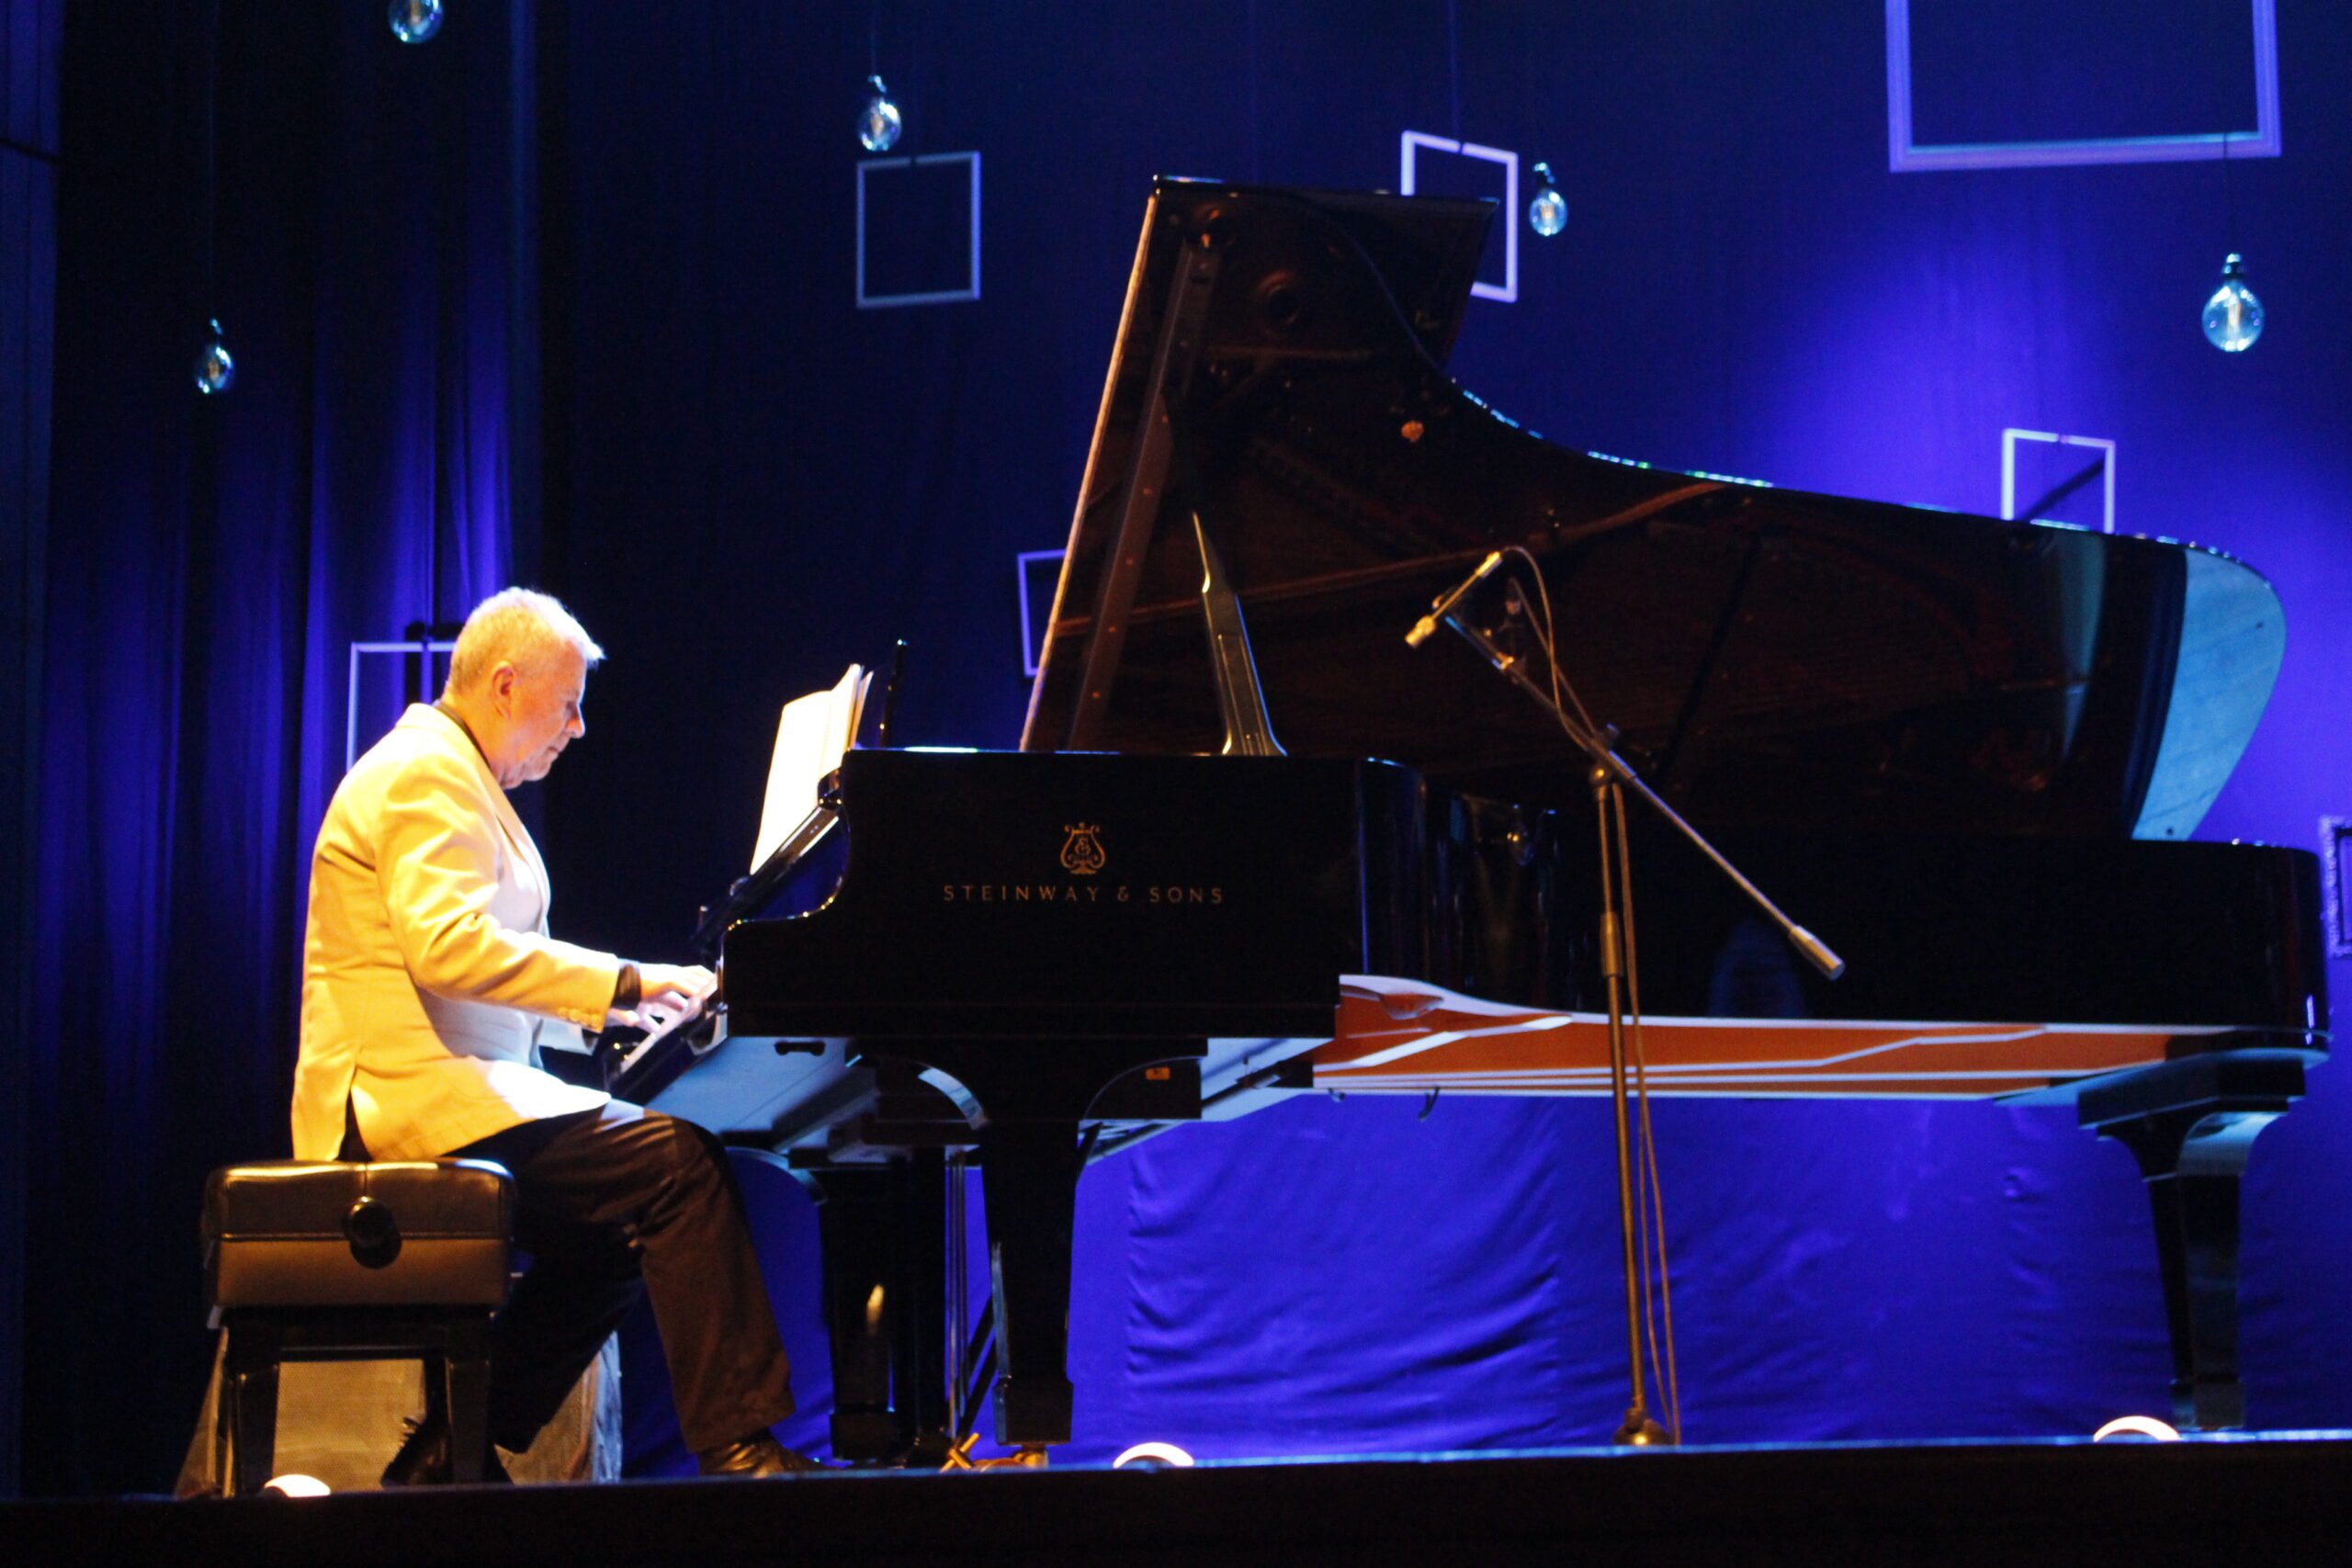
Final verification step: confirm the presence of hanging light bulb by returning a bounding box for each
[859,74,902,152]
[2201,253,2263,353]
[1528,162,1567,238]
[389,0,443,45]
[194,319,235,395]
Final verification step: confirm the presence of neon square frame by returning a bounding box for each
[2323,817,2352,960]
[1887,0,2280,171]
[1399,131,1517,302]
[346,639,456,772]
[2002,428,2116,534]
[856,152,983,309]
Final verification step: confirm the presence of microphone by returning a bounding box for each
[1787,924,1846,980]
[1405,551,1505,648]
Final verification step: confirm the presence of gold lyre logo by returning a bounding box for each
[1059,823,1106,875]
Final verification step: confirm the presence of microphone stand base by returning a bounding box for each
[1614,1409,1674,1447]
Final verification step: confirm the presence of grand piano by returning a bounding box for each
[622,180,2328,1462]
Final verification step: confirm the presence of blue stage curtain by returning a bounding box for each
[2,0,65,1500]
[25,0,530,1495]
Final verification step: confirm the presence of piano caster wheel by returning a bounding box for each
[938,1436,1049,1471]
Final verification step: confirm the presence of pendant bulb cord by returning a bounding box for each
[2219,13,2239,258]
[1445,0,1463,143]
[201,0,220,327]
[2222,127,2237,256]
[1245,0,1262,185]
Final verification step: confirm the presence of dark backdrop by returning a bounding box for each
[17,0,2352,1493]
[2,0,62,1499]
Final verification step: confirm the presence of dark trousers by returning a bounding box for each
[446,1101,797,1454]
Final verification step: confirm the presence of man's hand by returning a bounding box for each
[608,963,717,1032]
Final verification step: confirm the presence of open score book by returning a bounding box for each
[751,665,870,872]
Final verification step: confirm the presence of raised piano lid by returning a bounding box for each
[1022,179,2282,840]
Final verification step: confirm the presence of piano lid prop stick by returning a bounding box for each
[1404,551,1505,648]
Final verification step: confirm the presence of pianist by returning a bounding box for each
[291,587,808,1481]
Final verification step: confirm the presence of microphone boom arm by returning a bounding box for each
[1435,612,1845,979]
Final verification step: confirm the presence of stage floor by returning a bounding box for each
[11,1431,2352,1566]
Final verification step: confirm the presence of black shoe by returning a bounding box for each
[695,1434,821,1478]
[382,1412,514,1488]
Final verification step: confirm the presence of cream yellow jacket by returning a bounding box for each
[292,704,616,1161]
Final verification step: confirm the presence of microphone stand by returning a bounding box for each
[1430,606,1845,1447]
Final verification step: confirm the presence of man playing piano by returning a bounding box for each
[291,587,811,1481]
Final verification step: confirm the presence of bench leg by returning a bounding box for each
[444,1316,495,1483]
[220,1325,281,1497]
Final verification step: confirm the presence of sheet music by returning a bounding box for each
[752,665,869,872]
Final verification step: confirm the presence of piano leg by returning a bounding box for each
[978,1119,1083,1448]
[803,1166,900,1464]
[800,1154,951,1466]
[882,1038,1204,1453]
[893,1147,953,1467]
[2079,1052,2306,1432]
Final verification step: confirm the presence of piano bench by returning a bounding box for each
[199,1159,514,1496]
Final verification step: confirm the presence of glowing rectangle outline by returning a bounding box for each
[856,152,983,309]
[346,640,457,772]
[2001,428,2115,534]
[1887,0,2280,171]
[2323,817,2352,959]
[1398,131,1517,302]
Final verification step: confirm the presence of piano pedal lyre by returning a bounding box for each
[980,1445,1050,1470]
[941,1433,1048,1472]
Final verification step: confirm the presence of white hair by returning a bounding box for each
[443,588,605,696]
